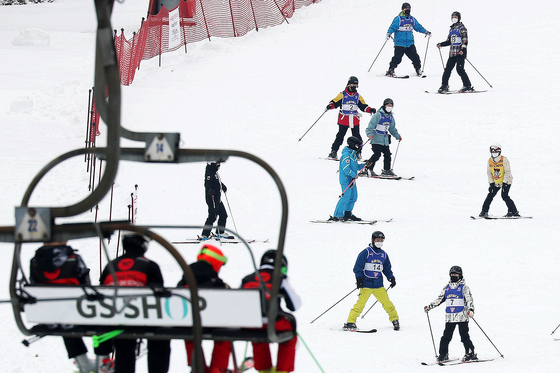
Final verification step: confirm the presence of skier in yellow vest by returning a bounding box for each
[479,143,519,218]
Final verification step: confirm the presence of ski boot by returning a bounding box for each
[97,355,115,373]
[328,216,341,222]
[458,85,474,93]
[504,211,520,218]
[415,67,423,76]
[358,169,369,178]
[343,322,358,331]
[343,211,362,221]
[392,319,400,331]
[438,85,449,94]
[478,211,488,218]
[381,169,397,177]
[385,68,395,77]
[462,351,478,362]
[328,150,337,160]
[437,353,449,363]
[74,354,96,373]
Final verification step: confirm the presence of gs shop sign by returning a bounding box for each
[24,286,263,328]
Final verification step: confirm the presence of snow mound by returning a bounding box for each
[10,96,33,113]
[11,28,50,47]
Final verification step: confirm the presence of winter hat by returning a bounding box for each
[122,234,149,254]
[197,244,227,272]
[402,2,411,10]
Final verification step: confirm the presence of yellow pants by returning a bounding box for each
[347,287,398,323]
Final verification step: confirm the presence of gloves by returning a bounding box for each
[356,277,364,289]
[424,306,430,313]
[326,102,335,110]
[436,43,441,49]
[368,107,376,114]
[467,310,474,318]
[221,184,227,193]
[398,136,402,141]
[207,189,214,196]
[425,31,431,37]
[389,277,396,288]
[386,33,391,41]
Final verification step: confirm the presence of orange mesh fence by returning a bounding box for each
[115,0,321,85]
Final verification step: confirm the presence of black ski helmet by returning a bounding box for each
[383,98,394,111]
[122,234,150,254]
[372,231,385,241]
[452,11,461,22]
[402,2,411,10]
[347,76,359,86]
[449,265,463,279]
[260,249,288,275]
[347,136,362,151]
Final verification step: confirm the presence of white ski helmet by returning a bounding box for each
[490,143,501,157]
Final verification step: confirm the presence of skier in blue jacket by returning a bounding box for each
[385,2,430,77]
[343,231,399,331]
[329,136,365,222]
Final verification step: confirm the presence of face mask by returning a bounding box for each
[403,9,410,15]
[385,106,393,113]
[451,18,458,23]
[491,151,500,158]
[450,275,460,282]
[374,241,383,248]
[348,85,357,93]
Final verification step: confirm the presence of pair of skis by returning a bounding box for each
[425,89,487,95]
[470,215,532,220]
[384,74,426,79]
[172,237,269,244]
[334,327,377,333]
[366,175,415,181]
[422,357,494,366]
[310,218,393,225]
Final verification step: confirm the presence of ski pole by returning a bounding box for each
[421,34,431,75]
[551,323,560,335]
[223,191,238,234]
[426,312,438,359]
[471,317,504,358]
[230,341,239,373]
[391,140,401,170]
[465,58,493,88]
[361,286,391,319]
[299,109,328,142]
[22,335,46,347]
[310,288,357,324]
[297,332,326,373]
[438,47,445,69]
[367,37,391,73]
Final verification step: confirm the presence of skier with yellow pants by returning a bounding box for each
[344,231,399,331]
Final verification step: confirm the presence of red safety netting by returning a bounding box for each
[114,0,321,85]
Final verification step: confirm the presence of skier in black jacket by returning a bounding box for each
[201,162,230,240]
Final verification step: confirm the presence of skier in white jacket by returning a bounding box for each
[424,266,477,363]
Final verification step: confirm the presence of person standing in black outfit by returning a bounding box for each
[437,11,473,93]
[201,162,230,240]
[98,234,171,373]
